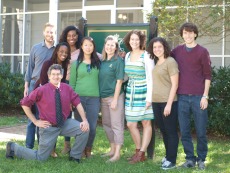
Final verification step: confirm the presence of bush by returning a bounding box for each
[208,66,230,136]
[0,63,24,108]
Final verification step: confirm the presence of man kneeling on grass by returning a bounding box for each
[6,64,89,163]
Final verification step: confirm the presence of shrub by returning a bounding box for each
[0,63,24,108]
[208,66,230,136]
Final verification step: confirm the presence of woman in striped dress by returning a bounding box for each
[123,30,154,164]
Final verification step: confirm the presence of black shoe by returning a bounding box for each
[6,142,15,159]
[69,156,81,163]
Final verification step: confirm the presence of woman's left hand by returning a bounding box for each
[164,104,172,117]
[145,101,151,110]
[110,99,118,110]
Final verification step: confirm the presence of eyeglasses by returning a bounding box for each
[86,64,91,73]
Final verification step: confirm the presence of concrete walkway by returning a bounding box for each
[0,124,27,142]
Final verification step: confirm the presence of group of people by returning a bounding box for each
[6,21,211,171]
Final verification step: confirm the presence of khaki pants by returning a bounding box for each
[101,93,125,144]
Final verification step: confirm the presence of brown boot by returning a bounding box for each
[85,147,92,158]
[51,149,58,158]
[129,151,146,164]
[127,149,140,161]
[61,141,71,155]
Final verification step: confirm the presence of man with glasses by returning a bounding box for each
[6,64,89,163]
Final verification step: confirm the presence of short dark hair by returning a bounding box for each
[47,64,63,75]
[59,25,83,49]
[123,30,146,51]
[180,22,199,40]
[147,37,171,64]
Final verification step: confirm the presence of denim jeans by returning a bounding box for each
[64,80,72,142]
[74,96,100,148]
[152,102,179,164]
[25,79,39,149]
[64,112,72,142]
[178,95,208,162]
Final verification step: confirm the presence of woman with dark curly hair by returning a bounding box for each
[58,25,83,154]
[35,42,70,91]
[59,25,83,82]
[147,37,179,170]
[38,42,71,85]
[123,30,154,164]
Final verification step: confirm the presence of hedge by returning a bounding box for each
[0,63,24,108]
[0,63,230,135]
[208,66,230,136]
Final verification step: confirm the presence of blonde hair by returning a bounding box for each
[43,22,55,31]
[102,35,119,61]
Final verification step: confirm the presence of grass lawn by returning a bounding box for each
[0,116,229,173]
[0,116,27,127]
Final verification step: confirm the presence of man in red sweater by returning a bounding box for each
[6,64,89,163]
[171,22,211,170]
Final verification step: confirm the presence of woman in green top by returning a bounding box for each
[70,37,101,158]
[99,35,125,162]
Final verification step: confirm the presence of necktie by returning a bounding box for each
[55,88,64,127]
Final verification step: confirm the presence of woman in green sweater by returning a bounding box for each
[99,35,125,162]
[70,37,101,158]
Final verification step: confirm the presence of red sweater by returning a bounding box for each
[171,44,211,95]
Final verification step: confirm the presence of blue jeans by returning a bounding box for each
[64,80,71,142]
[26,79,39,149]
[178,95,208,162]
[74,96,100,148]
[64,112,72,142]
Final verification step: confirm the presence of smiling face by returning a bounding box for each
[153,41,165,59]
[48,69,63,87]
[57,45,68,64]
[43,26,55,44]
[129,33,141,50]
[182,29,197,45]
[105,39,117,57]
[81,39,94,56]
[67,30,78,47]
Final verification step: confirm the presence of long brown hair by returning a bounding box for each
[123,30,146,51]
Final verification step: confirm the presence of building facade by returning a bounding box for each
[0,0,229,74]
[0,0,152,73]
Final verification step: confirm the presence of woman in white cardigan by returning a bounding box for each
[123,30,154,164]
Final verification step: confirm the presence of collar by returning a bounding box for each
[49,82,61,90]
[42,40,55,48]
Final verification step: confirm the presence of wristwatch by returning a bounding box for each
[202,95,209,100]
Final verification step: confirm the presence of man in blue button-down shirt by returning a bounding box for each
[23,23,56,149]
